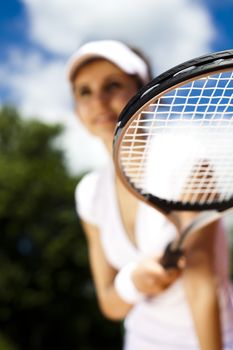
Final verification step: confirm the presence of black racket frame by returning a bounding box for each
[113,49,233,214]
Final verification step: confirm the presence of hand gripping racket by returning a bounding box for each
[113,49,233,269]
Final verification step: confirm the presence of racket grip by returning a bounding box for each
[160,242,184,269]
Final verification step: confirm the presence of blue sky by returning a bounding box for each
[0,1,28,59]
[1,0,233,172]
[209,1,233,50]
[1,1,233,58]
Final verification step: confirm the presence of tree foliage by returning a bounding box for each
[0,106,122,350]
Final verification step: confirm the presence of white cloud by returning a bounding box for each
[22,0,214,70]
[0,49,108,172]
[1,50,68,120]
[2,0,215,173]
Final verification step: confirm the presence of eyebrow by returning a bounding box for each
[73,73,127,90]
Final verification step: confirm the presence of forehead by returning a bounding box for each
[72,58,128,86]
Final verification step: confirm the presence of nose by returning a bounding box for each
[90,91,111,116]
[93,88,110,105]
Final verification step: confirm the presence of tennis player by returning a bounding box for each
[66,40,233,349]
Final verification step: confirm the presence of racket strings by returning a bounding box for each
[119,71,233,206]
[138,73,233,121]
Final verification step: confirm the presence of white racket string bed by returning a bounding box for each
[113,49,233,268]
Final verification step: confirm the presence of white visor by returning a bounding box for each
[66,40,150,84]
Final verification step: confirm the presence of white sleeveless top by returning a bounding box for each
[75,161,233,350]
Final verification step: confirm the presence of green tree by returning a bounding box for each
[0,106,122,350]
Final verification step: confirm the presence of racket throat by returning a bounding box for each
[160,242,184,269]
[160,211,214,269]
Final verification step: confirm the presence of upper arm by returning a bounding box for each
[181,220,226,350]
[75,173,117,299]
[81,220,117,304]
[182,217,229,279]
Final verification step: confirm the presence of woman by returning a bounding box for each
[66,40,233,349]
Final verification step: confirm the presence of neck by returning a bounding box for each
[103,137,113,155]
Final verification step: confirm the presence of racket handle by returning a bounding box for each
[160,242,184,269]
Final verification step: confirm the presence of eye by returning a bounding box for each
[73,84,92,102]
[77,86,91,97]
[105,81,123,92]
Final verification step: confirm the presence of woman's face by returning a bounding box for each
[72,59,139,143]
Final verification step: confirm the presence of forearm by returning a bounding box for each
[183,255,222,350]
[97,262,143,320]
[97,283,133,320]
[82,220,134,321]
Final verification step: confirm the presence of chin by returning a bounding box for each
[99,129,115,143]
[96,124,116,137]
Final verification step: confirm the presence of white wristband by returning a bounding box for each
[114,262,144,304]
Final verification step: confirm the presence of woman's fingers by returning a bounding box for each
[131,257,182,296]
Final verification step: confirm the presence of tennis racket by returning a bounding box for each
[113,49,233,269]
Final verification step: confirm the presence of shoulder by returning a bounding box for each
[75,162,114,224]
[75,169,102,200]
